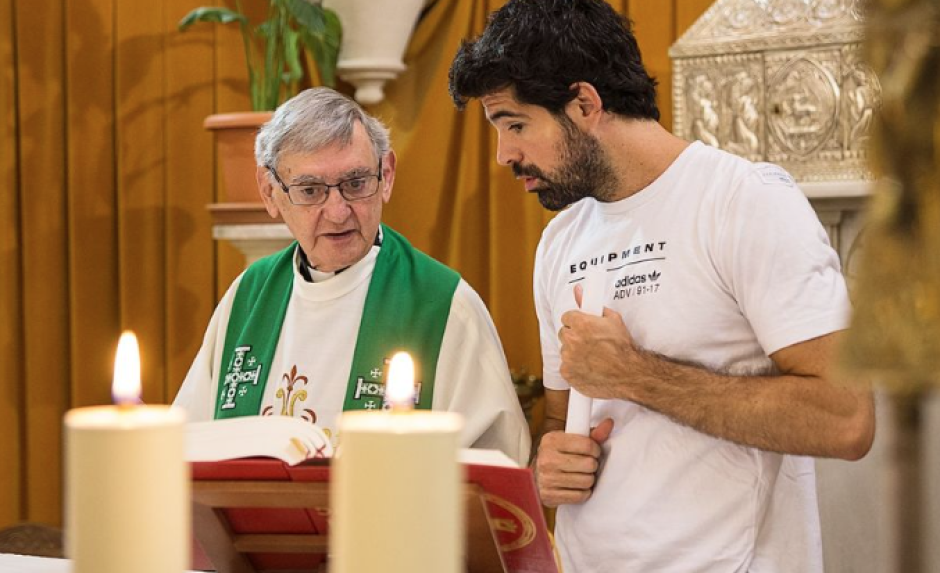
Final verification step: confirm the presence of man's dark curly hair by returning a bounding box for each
[448,0,659,121]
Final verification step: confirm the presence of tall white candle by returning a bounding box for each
[331,352,464,573]
[64,332,189,573]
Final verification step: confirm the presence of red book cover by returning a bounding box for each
[465,464,559,573]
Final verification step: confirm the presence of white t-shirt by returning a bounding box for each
[175,244,531,466]
[535,142,849,572]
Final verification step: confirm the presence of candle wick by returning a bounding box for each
[389,402,413,414]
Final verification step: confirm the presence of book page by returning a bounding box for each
[185,416,333,465]
[458,447,519,468]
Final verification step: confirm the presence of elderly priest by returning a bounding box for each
[174,87,531,465]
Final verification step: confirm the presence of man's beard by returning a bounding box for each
[512,121,617,211]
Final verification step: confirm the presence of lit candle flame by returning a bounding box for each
[385,352,415,410]
[112,331,142,406]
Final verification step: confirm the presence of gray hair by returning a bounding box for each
[254,87,391,170]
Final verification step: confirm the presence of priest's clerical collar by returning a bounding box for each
[299,229,383,283]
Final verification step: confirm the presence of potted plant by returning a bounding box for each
[179,0,342,203]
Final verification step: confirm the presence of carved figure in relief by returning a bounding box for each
[688,74,721,147]
[848,0,865,20]
[726,72,761,156]
[770,60,839,155]
[785,88,819,128]
[844,66,876,150]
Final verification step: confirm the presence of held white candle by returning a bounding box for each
[65,331,189,573]
[331,352,464,573]
[566,268,606,435]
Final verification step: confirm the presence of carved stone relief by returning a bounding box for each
[677,55,765,162]
[670,0,877,305]
[678,0,865,52]
[670,0,881,183]
[765,49,842,162]
[841,49,881,159]
[725,69,762,159]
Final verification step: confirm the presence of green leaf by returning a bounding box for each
[249,68,264,111]
[260,16,284,109]
[322,9,342,54]
[300,9,341,86]
[179,0,343,107]
[283,28,304,86]
[177,7,247,31]
[256,18,276,40]
[285,0,326,34]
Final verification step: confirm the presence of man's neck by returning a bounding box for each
[603,119,691,201]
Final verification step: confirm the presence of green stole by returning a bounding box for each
[213,225,460,418]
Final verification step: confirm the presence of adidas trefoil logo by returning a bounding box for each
[648,270,662,281]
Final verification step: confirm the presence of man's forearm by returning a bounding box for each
[603,348,873,459]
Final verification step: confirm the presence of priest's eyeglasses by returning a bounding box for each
[266,159,383,206]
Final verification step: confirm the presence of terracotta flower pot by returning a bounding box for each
[204,111,273,203]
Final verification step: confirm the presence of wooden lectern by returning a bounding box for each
[192,480,507,573]
[189,454,560,573]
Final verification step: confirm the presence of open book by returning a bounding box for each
[186,416,558,573]
[186,416,518,468]
[185,415,333,464]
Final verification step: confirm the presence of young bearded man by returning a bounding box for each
[449,1,874,571]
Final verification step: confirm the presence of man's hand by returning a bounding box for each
[559,300,644,401]
[535,418,614,507]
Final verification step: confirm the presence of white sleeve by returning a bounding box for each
[534,236,568,391]
[173,275,243,422]
[716,166,850,355]
[432,280,532,466]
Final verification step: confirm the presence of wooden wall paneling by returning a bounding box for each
[444,0,496,288]
[16,0,70,525]
[607,0,630,16]
[214,0,256,114]
[65,0,120,408]
[164,0,217,401]
[115,0,167,403]
[628,0,678,132]
[448,95,490,292]
[0,0,22,529]
[479,0,539,373]
[213,0,260,300]
[485,165,545,372]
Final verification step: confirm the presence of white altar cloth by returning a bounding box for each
[0,553,202,573]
